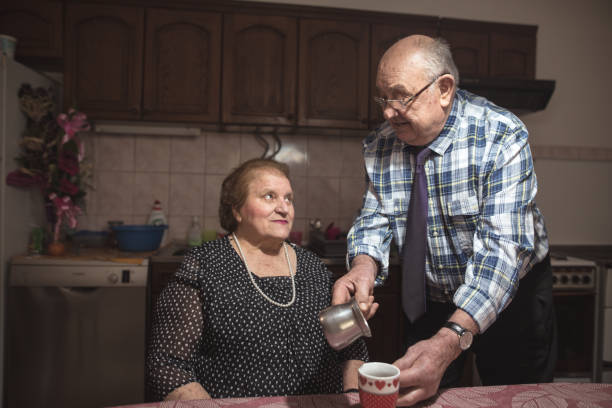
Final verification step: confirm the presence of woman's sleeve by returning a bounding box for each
[146,249,206,400]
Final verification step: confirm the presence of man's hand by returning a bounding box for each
[393,329,459,406]
[331,255,379,319]
[392,310,478,406]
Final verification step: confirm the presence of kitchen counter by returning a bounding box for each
[13,246,153,266]
[551,245,612,266]
[151,240,400,267]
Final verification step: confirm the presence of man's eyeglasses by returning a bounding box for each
[374,76,441,111]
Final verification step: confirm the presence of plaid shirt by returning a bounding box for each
[347,89,549,332]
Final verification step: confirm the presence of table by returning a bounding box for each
[109,383,612,407]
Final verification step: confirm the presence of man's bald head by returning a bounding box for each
[374,35,459,146]
[377,35,459,86]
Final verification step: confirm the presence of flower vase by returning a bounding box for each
[47,240,66,256]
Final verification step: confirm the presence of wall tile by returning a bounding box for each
[167,214,199,242]
[82,182,98,216]
[171,135,206,173]
[203,216,223,236]
[168,173,205,216]
[306,176,340,219]
[80,132,96,166]
[132,172,170,216]
[96,215,135,230]
[341,135,366,178]
[95,171,134,217]
[307,135,343,177]
[291,176,307,219]
[241,133,268,161]
[291,217,308,246]
[206,132,241,174]
[95,134,135,171]
[337,217,356,234]
[75,213,96,231]
[204,175,225,217]
[82,131,377,245]
[275,133,308,177]
[340,177,367,221]
[134,135,171,172]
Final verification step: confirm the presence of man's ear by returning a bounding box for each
[438,74,455,108]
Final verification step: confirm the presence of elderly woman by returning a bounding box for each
[147,158,368,401]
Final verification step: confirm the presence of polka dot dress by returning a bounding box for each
[147,236,368,400]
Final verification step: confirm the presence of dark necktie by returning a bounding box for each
[402,147,431,323]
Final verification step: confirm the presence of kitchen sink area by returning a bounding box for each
[152,240,192,259]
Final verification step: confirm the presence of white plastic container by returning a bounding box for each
[187,216,202,247]
[148,200,167,226]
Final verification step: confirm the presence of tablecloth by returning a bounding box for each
[109,382,612,407]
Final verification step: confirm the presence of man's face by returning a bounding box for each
[375,58,446,146]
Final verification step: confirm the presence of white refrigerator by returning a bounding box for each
[0,55,54,401]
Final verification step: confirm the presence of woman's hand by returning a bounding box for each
[165,382,211,401]
[342,359,365,391]
[331,255,379,319]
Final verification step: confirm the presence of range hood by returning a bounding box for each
[459,76,555,115]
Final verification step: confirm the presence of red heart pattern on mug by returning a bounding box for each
[375,380,386,390]
[360,376,367,385]
[393,378,399,387]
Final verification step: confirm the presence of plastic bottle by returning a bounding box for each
[148,200,167,226]
[187,216,202,247]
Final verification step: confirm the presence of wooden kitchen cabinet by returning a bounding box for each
[64,4,221,122]
[440,18,536,80]
[0,0,63,65]
[64,3,144,120]
[439,21,489,78]
[222,13,297,125]
[489,30,535,79]
[143,9,221,122]
[298,18,370,129]
[149,260,179,313]
[369,19,438,128]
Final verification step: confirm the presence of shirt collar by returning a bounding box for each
[427,90,462,157]
[378,89,464,157]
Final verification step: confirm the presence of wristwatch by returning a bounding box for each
[443,321,473,351]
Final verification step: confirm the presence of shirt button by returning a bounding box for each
[444,290,450,295]
[432,231,438,237]
[438,264,444,269]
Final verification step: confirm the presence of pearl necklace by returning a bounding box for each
[232,233,296,307]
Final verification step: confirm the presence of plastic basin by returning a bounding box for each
[111,224,167,252]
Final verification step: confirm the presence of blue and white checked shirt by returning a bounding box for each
[347,89,549,332]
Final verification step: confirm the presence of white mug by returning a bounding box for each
[358,362,400,408]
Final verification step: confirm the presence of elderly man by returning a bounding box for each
[332,35,556,406]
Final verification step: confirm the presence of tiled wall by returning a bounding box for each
[77,128,368,244]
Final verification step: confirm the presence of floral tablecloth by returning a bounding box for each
[109,383,612,408]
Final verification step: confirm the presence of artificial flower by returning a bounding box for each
[6,84,91,243]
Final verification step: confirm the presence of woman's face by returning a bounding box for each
[233,169,294,243]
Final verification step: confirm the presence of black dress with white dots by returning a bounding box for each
[147,236,368,400]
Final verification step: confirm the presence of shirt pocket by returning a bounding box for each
[380,198,408,241]
[445,193,480,255]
